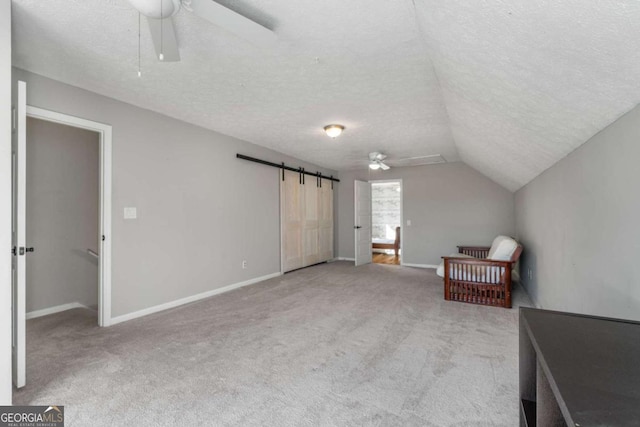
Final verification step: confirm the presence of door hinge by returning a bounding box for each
[11,246,16,256]
[12,107,16,132]
[102,235,105,241]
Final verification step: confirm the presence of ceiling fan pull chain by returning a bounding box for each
[159,0,163,60]
[137,12,142,77]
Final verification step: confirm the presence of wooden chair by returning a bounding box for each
[372,226,401,257]
[441,241,522,308]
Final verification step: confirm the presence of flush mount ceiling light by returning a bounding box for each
[324,124,345,138]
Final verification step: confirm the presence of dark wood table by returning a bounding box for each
[520,308,640,426]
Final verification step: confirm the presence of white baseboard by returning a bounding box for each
[110,271,282,326]
[330,257,355,262]
[26,302,90,320]
[401,263,438,269]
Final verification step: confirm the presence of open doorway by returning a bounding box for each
[11,83,113,389]
[11,81,112,389]
[24,117,101,321]
[20,105,112,332]
[371,180,402,265]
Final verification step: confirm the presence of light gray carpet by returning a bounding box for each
[14,262,531,426]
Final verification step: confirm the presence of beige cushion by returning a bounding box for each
[487,235,518,261]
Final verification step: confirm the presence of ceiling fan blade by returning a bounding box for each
[379,162,391,171]
[147,16,180,62]
[386,154,446,167]
[188,0,277,48]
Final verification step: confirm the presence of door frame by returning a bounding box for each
[25,106,113,327]
[369,179,404,265]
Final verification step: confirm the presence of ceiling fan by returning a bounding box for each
[127,0,277,62]
[369,152,390,170]
[368,152,447,170]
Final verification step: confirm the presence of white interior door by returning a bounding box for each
[11,80,27,388]
[354,180,372,266]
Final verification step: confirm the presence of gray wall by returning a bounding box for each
[337,162,515,265]
[14,68,336,319]
[515,104,640,321]
[26,118,99,312]
[0,0,13,405]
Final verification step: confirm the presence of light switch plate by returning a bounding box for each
[406,219,412,226]
[124,207,137,220]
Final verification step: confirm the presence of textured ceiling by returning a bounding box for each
[11,0,640,190]
[11,0,459,173]
[412,0,640,190]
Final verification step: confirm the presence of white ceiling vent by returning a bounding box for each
[388,154,446,168]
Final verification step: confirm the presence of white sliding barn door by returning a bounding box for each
[302,177,320,266]
[281,171,334,273]
[11,81,27,388]
[281,170,304,272]
[318,179,333,262]
[354,180,372,266]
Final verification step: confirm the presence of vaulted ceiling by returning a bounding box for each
[11,0,640,191]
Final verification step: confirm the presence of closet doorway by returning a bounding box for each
[371,180,402,265]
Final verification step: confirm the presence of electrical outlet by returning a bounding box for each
[242,260,247,269]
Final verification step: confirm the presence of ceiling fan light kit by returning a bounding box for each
[324,124,345,138]
[128,0,181,19]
